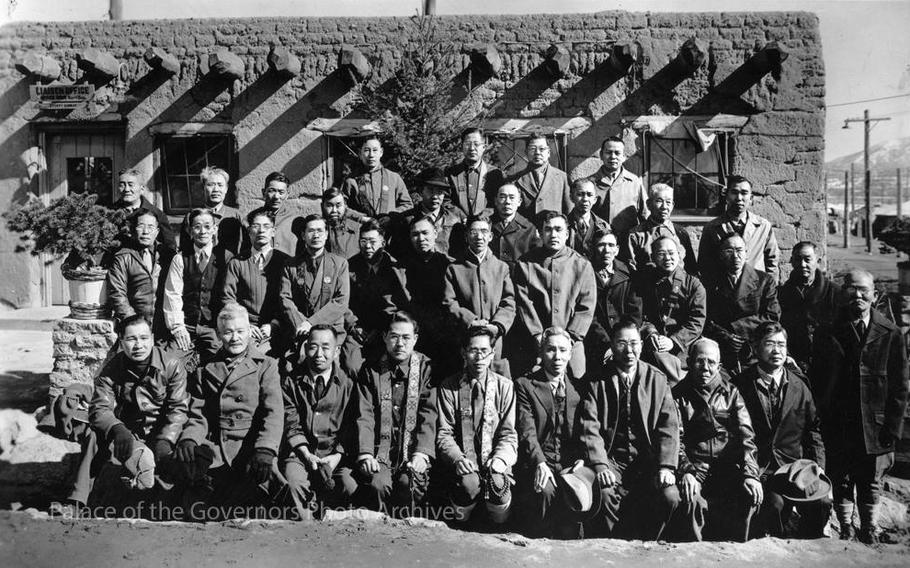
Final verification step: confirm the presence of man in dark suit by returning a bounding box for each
[220,207,287,353]
[637,236,706,385]
[811,270,910,543]
[107,210,174,338]
[390,167,466,260]
[510,134,572,219]
[112,168,177,251]
[178,166,245,255]
[578,318,680,540]
[704,235,780,373]
[322,186,362,260]
[621,182,697,275]
[515,327,590,538]
[778,241,841,370]
[672,338,761,541]
[176,304,283,520]
[353,312,438,516]
[584,227,641,367]
[735,321,830,539]
[566,179,611,258]
[445,127,504,217]
[489,183,539,271]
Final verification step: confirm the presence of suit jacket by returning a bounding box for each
[705,264,780,346]
[579,361,679,473]
[282,361,356,459]
[445,160,504,216]
[114,196,178,252]
[637,266,707,356]
[513,246,597,342]
[180,347,283,469]
[342,166,413,221]
[179,204,246,256]
[90,346,189,445]
[582,167,648,240]
[698,212,780,286]
[326,214,362,260]
[566,208,611,258]
[585,260,642,356]
[390,205,466,260]
[810,310,910,456]
[673,371,759,482]
[734,365,825,474]
[621,217,698,276]
[510,164,572,219]
[778,270,841,366]
[436,371,518,468]
[349,250,406,334]
[355,353,437,463]
[442,251,516,336]
[107,243,174,336]
[489,212,540,270]
[515,369,586,469]
[220,249,287,331]
[279,251,350,343]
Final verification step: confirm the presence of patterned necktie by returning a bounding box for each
[256,252,265,270]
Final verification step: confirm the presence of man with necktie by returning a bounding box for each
[566,179,611,258]
[445,127,504,217]
[509,134,572,219]
[178,166,245,255]
[621,183,697,275]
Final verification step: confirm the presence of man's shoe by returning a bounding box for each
[839,523,855,541]
[858,526,880,545]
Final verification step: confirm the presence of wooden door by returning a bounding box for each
[43,131,125,305]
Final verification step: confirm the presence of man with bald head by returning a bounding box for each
[704,234,780,373]
[671,338,761,541]
[811,270,909,543]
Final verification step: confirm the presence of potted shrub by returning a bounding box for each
[4,192,126,319]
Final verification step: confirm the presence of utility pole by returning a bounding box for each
[843,109,891,253]
[844,170,850,247]
[898,168,903,218]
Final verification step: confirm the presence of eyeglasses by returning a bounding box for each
[466,348,493,358]
[613,340,642,349]
[468,228,491,236]
[761,341,788,349]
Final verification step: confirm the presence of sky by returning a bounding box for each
[3,0,909,161]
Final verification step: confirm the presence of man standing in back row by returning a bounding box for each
[582,136,648,241]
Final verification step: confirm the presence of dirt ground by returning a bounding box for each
[0,509,907,568]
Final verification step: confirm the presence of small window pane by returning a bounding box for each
[645,131,728,216]
[156,135,236,215]
[67,156,113,206]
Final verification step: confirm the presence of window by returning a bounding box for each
[67,156,114,206]
[325,135,400,188]
[155,134,237,215]
[643,131,732,217]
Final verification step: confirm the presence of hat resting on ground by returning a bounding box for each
[772,459,831,502]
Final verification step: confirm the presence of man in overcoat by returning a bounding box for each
[621,182,697,275]
[445,127,504,217]
[509,134,572,219]
[488,183,540,271]
[322,186,362,260]
[566,179,611,258]
[580,136,648,240]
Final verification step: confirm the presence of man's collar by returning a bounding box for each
[468,248,488,263]
[194,242,214,257]
[757,365,785,386]
[254,244,273,258]
[464,159,483,173]
[207,202,224,214]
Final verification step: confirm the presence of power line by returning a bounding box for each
[827,93,910,108]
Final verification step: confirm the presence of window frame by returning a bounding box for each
[153,130,238,216]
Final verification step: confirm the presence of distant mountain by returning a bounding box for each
[826,137,910,173]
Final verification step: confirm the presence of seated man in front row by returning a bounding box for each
[515,327,590,538]
[671,338,762,542]
[578,318,680,540]
[279,324,358,518]
[176,304,283,520]
[70,314,188,510]
[437,328,518,525]
[734,321,831,539]
[354,311,438,516]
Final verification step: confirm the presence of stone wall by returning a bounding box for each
[0,11,825,308]
[50,318,116,397]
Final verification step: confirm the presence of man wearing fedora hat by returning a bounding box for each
[734,321,830,539]
[389,166,466,261]
[514,327,592,538]
[810,269,909,543]
[578,317,681,540]
[671,338,761,542]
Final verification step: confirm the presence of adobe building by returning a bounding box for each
[0,11,825,309]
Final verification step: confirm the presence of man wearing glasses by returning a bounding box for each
[510,134,572,219]
[445,128,505,217]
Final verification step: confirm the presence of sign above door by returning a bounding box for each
[29,84,96,110]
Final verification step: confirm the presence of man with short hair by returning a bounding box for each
[112,168,177,250]
[489,183,540,271]
[177,304,283,520]
[342,136,413,223]
[322,186,361,259]
[566,179,611,258]
[107,210,174,338]
[354,312,438,515]
[445,127,505,217]
[220,207,287,352]
[811,270,910,543]
[671,338,761,542]
[637,236,707,385]
[698,175,780,286]
[179,167,245,255]
[578,319,680,540]
[621,183,697,275]
[777,241,841,369]
[582,136,648,240]
[513,211,596,378]
[261,171,298,256]
[515,327,590,538]
[437,327,518,525]
[443,215,516,373]
[735,322,831,539]
[510,134,572,219]
[704,234,780,373]
[392,167,466,260]
[279,324,359,516]
[69,315,188,508]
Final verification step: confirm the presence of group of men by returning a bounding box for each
[61,129,908,545]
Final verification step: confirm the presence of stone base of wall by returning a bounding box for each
[50,318,116,399]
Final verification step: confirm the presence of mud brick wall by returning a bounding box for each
[0,11,824,308]
[50,319,116,396]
